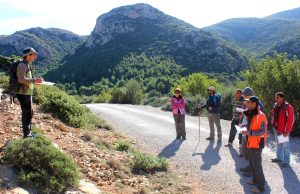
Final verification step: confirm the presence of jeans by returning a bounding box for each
[173,114,186,138]
[208,113,222,139]
[16,94,33,138]
[228,119,242,144]
[274,128,290,164]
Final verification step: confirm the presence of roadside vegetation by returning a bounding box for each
[2,130,80,193]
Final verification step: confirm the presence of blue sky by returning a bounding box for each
[1,0,300,35]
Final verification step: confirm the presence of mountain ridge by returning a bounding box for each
[44,3,248,85]
[204,7,300,56]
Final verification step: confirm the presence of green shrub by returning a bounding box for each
[3,137,80,193]
[111,79,144,105]
[144,96,169,108]
[115,140,131,152]
[132,152,168,172]
[0,74,9,90]
[93,91,112,103]
[34,86,105,130]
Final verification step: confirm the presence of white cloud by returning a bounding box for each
[0,0,300,35]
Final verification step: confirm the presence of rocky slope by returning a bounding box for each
[0,95,200,194]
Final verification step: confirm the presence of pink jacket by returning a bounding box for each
[171,96,186,115]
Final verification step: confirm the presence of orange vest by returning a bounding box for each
[247,111,268,149]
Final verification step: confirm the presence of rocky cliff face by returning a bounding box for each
[45,3,248,85]
[86,3,162,47]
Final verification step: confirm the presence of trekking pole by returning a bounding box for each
[193,108,201,154]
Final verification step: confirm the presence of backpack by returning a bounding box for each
[213,93,222,106]
[8,60,22,94]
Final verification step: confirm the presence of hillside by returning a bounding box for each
[44,3,248,86]
[266,36,300,58]
[265,7,300,20]
[0,28,86,75]
[204,7,300,56]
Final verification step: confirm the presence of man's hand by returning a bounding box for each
[34,77,43,84]
[242,131,250,136]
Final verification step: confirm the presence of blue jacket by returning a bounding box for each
[204,93,221,113]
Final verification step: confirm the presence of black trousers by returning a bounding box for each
[228,119,242,144]
[16,94,33,138]
[248,148,265,192]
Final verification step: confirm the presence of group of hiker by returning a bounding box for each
[7,47,296,193]
[171,86,295,193]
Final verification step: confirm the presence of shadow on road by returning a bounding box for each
[194,141,221,171]
[228,147,271,194]
[158,139,183,158]
[278,163,300,193]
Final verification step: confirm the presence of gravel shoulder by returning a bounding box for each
[87,103,300,194]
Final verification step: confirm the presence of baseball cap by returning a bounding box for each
[22,47,37,57]
[244,96,259,104]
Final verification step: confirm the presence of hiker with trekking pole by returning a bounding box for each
[9,47,43,138]
[199,86,223,143]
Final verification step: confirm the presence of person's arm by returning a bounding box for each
[247,121,266,136]
[270,106,275,126]
[284,105,295,135]
[17,63,34,85]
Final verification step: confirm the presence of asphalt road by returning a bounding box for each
[87,103,300,194]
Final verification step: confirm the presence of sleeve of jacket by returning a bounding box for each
[285,105,295,133]
[180,97,185,109]
[270,106,275,126]
[171,98,176,111]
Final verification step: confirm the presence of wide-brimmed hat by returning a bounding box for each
[174,88,181,93]
[208,86,216,92]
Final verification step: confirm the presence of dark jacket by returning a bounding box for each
[203,93,221,113]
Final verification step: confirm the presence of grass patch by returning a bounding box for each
[132,152,168,173]
[115,140,131,152]
[92,138,111,150]
[2,135,80,193]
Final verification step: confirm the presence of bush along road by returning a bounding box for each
[87,103,300,194]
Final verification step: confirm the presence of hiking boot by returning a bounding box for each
[243,171,254,177]
[247,179,256,185]
[224,143,232,147]
[176,136,181,140]
[240,166,251,172]
[206,137,214,141]
[271,158,282,163]
[182,137,187,140]
[26,131,36,138]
